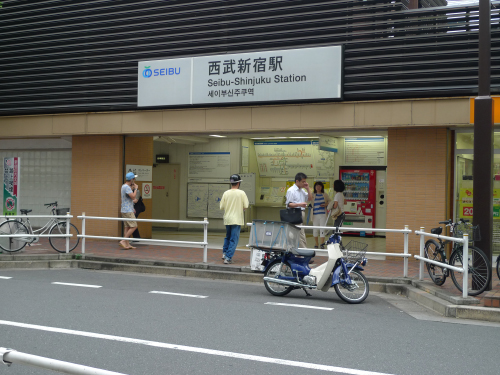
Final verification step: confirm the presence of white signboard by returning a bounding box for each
[126,164,152,182]
[254,141,315,178]
[142,183,152,199]
[313,141,335,178]
[344,138,386,166]
[138,46,342,107]
[319,135,338,152]
[187,184,209,218]
[188,152,230,178]
[208,184,227,219]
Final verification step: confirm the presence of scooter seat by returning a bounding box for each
[294,249,316,257]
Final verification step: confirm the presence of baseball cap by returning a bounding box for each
[126,172,138,181]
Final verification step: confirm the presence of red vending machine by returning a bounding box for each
[339,169,377,235]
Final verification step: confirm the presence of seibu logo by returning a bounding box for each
[143,66,181,78]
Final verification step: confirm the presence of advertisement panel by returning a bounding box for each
[3,157,20,216]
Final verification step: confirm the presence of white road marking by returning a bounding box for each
[149,291,208,298]
[51,282,102,288]
[265,302,334,311]
[0,320,393,375]
[0,276,12,279]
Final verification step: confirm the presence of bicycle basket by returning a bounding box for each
[56,208,70,215]
[342,240,368,263]
[453,223,481,242]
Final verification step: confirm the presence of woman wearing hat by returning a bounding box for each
[120,171,139,249]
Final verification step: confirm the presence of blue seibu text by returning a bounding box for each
[207,74,306,87]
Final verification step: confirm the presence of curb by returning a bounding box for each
[1,256,500,323]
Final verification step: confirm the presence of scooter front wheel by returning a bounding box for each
[334,269,369,304]
[264,261,294,296]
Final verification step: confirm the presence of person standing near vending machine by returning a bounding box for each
[285,172,312,249]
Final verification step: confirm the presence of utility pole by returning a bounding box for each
[473,0,494,291]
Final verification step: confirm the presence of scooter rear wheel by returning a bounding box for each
[334,269,369,304]
[264,261,294,296]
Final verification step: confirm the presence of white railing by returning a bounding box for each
[0,347,126,375]
[0,213,74,253]
[246,222,412,277]
[77,213,210,262]
[414,227,469,298]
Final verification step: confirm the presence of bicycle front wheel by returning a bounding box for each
[424,239,446,286]
[49,222,80,253]
[449,246,491,296]
[496,257,500,281]
[0,220,31,252]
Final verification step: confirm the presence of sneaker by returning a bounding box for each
[222,253,226,260]
[320,244,325,249]
[224,259,233,264]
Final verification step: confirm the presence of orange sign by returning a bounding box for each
[469,97,500,124]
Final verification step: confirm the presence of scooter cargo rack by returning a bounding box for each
[249,220,300,253]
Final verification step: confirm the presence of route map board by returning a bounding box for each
[207,184,227,219]
[344,138,386,166]
[188,152,230,178]
[187,183,208,218]
[254,141,335,178]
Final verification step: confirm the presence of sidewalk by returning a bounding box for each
[1,238,499,308]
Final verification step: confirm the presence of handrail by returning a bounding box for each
[415,227,468,298]
[77,213,210,263]
[247,222,412,277]
[0,347,127,375]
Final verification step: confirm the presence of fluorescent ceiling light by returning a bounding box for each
[209,135,226,138]
[289,136,319,139]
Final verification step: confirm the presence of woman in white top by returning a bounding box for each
[328,180,346,227]
[311,181,331,249]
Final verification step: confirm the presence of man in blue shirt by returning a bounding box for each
[120,172,138,249]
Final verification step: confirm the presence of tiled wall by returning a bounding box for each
[0,150,72,228]
[71,135,123,237]
[386,128,448,255]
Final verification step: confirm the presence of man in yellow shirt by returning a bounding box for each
[220,174,249,264]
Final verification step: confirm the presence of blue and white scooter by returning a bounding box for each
[261,230,369,304]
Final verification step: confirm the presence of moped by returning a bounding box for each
[260,230,369,304]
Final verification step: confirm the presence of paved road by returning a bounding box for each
[0,269,499,375]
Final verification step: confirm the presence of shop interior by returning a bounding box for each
[149,131,388,255]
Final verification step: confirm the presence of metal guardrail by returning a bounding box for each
[414,227,468,298]
[0,347,127,374]
[77,213,210,262]
[0,213,74,253]
[247,222,412,277]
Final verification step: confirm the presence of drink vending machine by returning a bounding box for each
[339,169,377,235]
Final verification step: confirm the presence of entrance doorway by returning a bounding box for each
[152,164,180,228]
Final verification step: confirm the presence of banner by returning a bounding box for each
[3,157,20,216]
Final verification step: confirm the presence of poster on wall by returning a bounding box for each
[319,135,339,152]
[344,138,386,166]
[188,152,230,178]
[187,184,209,218]
[208,184,227,219]
[459,188,500,219]
[3,157,20,216]
[313,141,335,178]
[254,141,315,178]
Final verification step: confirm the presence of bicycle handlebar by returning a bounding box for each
[44,202,58,207]
[438,218,469,226]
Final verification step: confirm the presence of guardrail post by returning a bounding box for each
[419,227,425,281]
[404,225,409,278]
[66,212,71,253]
[463,234,468,298]
[81,212,86,254]
[203,217,208,263]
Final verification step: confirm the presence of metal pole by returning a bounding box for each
[473,0,493,291]
[66,212,71,253]
[463,234,469,298]
[0,348,127,375]
[404,225,409,278]
[203,217,208,263]
[419,227,425,281]
[82,212,86,254]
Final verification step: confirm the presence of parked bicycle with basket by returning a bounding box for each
[250,219,369,304]
[0,202,79,253]
[424,218,491,296]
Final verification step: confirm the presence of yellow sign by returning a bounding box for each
[459,188,500,219]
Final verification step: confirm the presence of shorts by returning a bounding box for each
[313,213,328,237]
[121,212,137,227]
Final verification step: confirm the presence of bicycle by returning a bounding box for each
[0,202,80,253]
[424,218,491,296]
[496,253,500,281]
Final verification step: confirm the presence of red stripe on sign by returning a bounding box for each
[153,186,165,189]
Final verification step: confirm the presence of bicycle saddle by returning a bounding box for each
[431,227,442,235]
[294,248,316,257]
[20,209,32,215]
